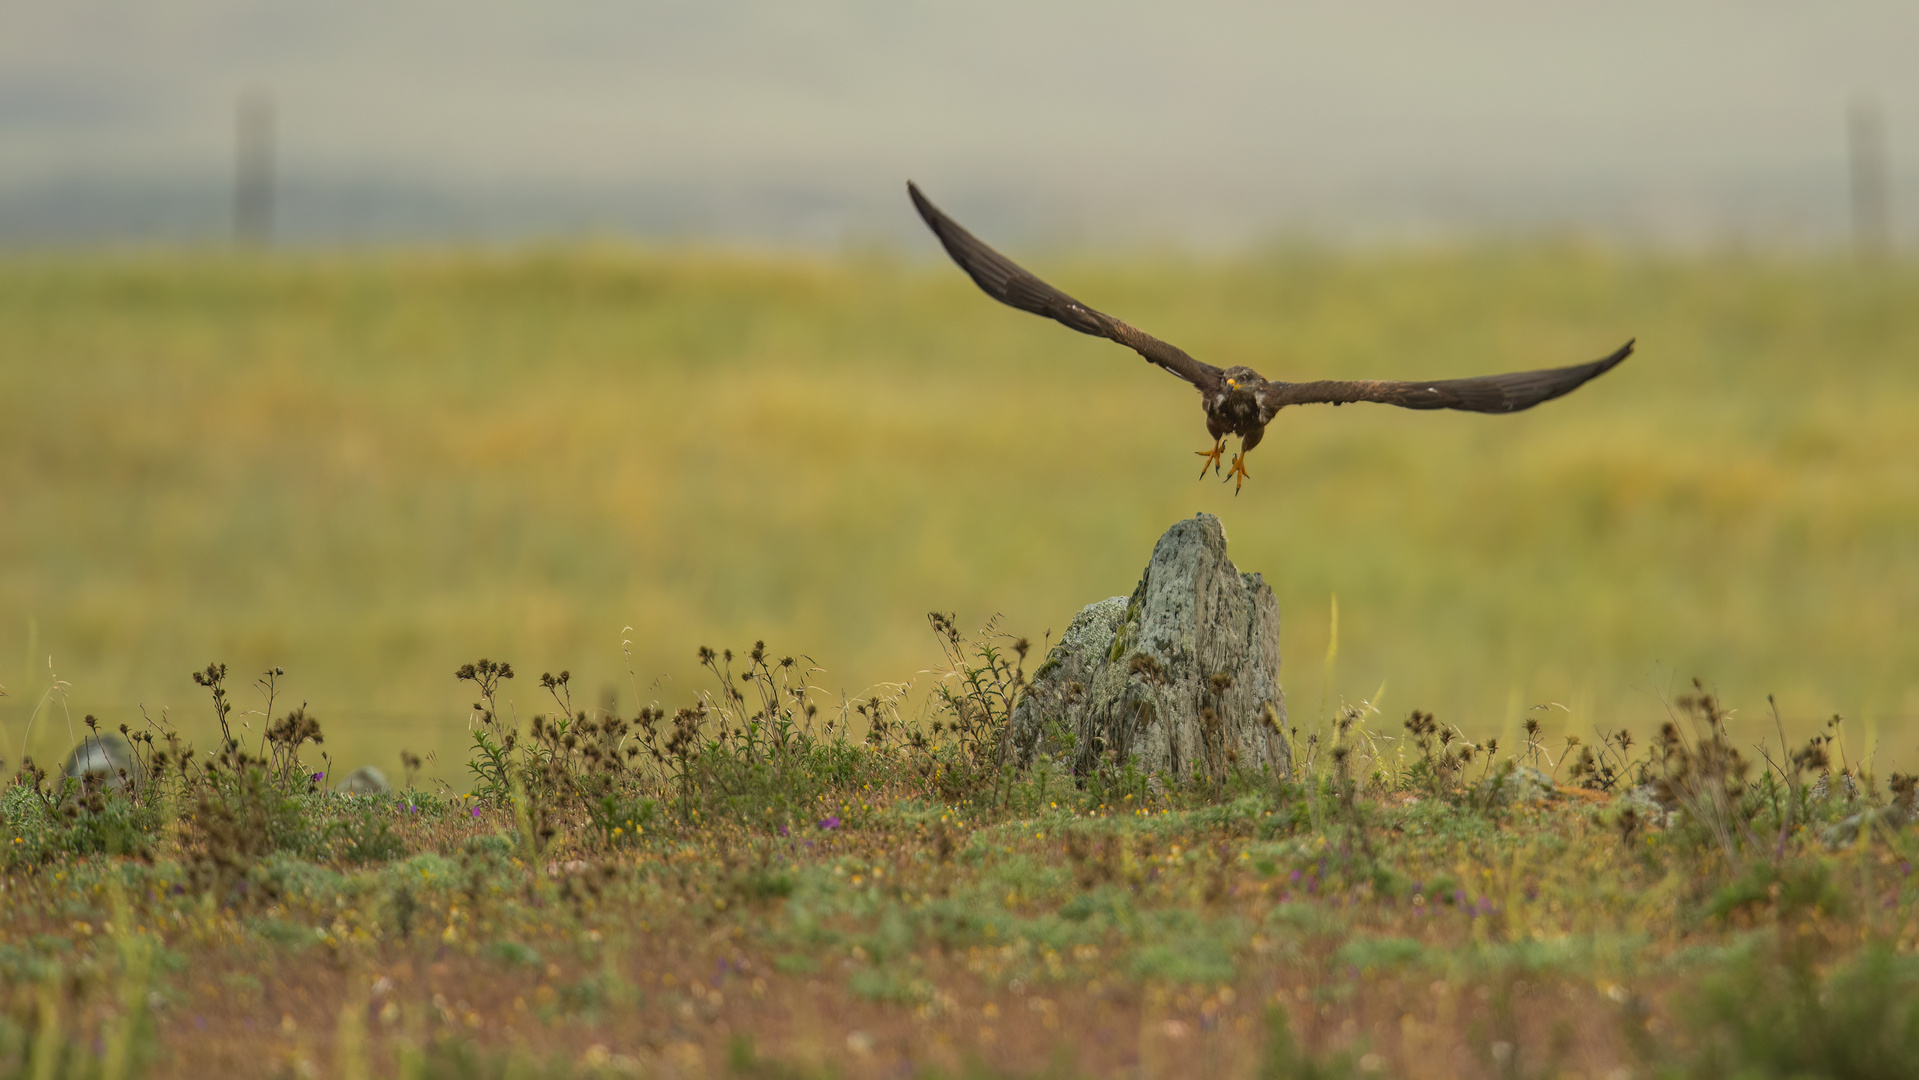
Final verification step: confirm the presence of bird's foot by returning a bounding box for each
[1195,439,1226,478]
[1225,453,1250,494]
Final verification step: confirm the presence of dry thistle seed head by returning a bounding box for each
[1127,653,1166,685]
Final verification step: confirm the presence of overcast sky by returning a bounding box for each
[2,1,1914,246]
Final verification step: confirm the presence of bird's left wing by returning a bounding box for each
[1260,340,1634,413]
[909,182,1224,394]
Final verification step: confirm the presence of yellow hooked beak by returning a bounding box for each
[1227,378,1238,389]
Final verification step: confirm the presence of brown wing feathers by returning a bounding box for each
[908,182,1105,337]
[908,182,1222,392]
[1266,340,1634,413]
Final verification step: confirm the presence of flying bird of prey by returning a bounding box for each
[908,182,1633,493]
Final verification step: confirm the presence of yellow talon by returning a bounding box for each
[1225,453,1250,494]
[1195,439,1226,478]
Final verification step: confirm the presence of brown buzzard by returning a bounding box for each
[909,182,1633,492]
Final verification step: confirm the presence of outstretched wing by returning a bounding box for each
[909,181,1223,394]
[1261,340,1633,413]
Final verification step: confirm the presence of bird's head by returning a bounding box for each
[1221,366,1262,394]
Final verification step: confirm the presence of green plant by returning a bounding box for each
[326,802,408,865]
[927,613,1031,803]
[1680,943,1919,1079]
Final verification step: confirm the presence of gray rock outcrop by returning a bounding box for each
[336,765,392,795]
[63,733,143,791]
[1821,804,1910,848]
[1615,783,1678,828]
[1820,782,1919,848]
[1477,765,1558,806]
[1009,513,1290,782]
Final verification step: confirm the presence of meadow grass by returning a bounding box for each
[3,645,1919,1079]
[0,243,1915,784]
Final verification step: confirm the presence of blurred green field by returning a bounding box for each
[1,243,1915,785]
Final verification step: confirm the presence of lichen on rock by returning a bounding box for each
[1009,513,1290,782]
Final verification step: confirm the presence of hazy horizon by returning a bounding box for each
[2,1,1914,248]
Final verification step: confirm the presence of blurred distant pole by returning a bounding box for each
[1848,98,1890,260]
[235,89,275,247]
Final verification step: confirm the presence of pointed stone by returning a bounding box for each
[1010,513,1290,781]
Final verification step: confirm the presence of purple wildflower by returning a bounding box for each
[818,816,841,830]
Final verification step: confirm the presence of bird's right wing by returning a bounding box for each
[909,181,1224,394]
